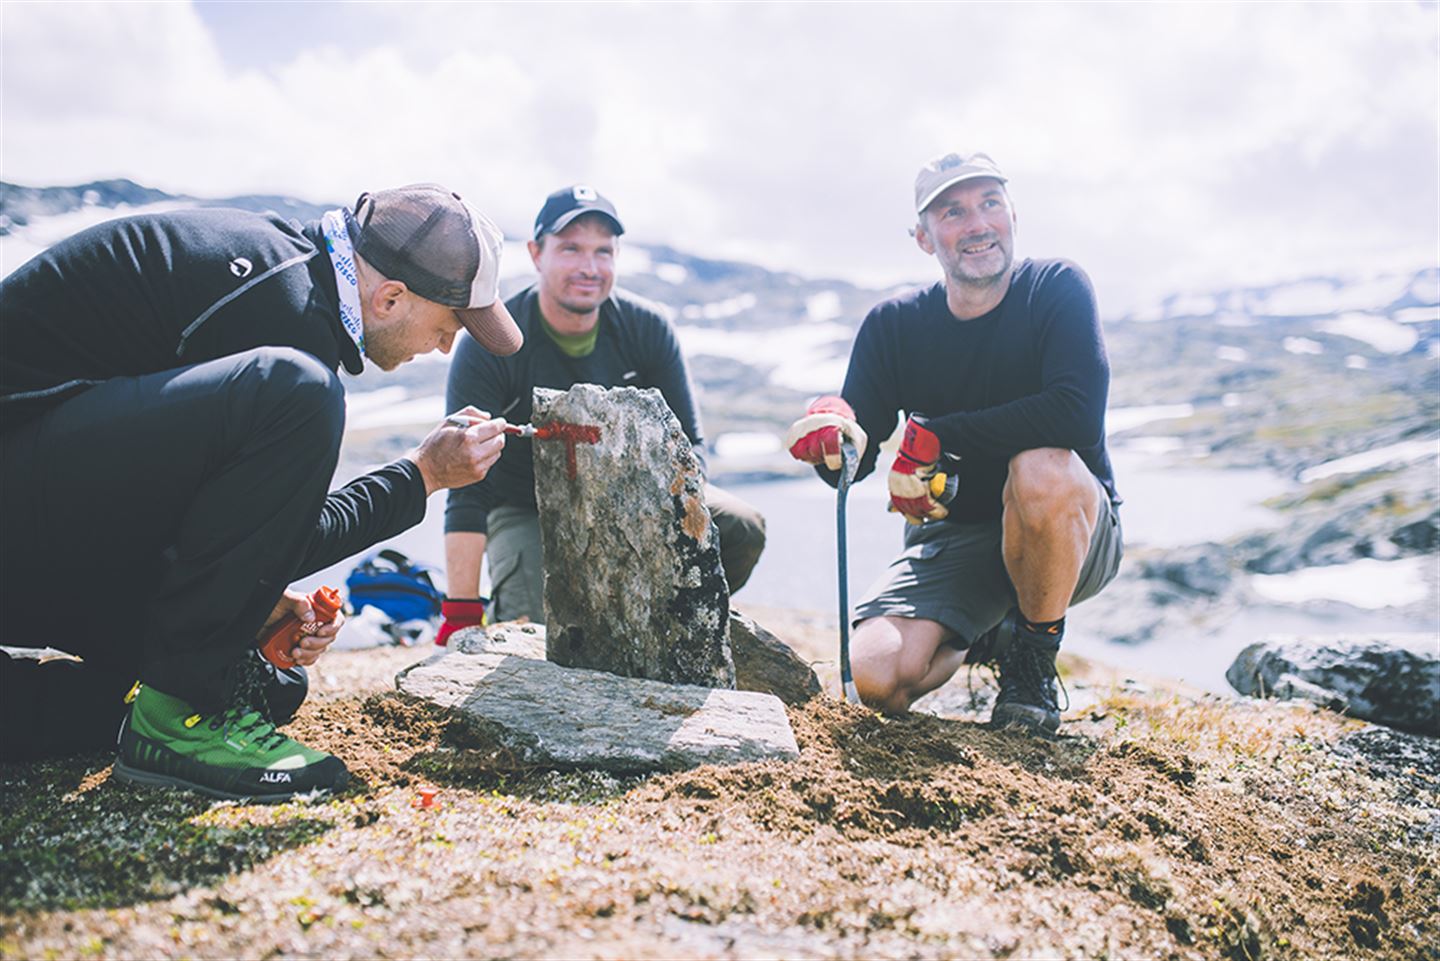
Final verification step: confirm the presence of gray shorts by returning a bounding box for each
[852,477,1123,646]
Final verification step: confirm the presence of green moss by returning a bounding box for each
[0,766,337,912]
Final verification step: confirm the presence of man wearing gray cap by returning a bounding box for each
[785,153,1122,734]
[0,184,522,797]
[440,185,767,639]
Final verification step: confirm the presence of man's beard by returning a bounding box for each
[362,325,407,370]
[946,241,1011,288]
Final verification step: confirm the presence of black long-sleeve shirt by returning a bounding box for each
[834,258,1118,522]
[445,284,704,535]
[0,208,427,568]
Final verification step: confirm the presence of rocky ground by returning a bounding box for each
[2,607,1436,960]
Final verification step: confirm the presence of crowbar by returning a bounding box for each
[837,439,860,703]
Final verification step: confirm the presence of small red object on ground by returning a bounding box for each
[414,786,438,809]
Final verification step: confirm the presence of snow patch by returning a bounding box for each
[346,386,409,416]
[1117,436,1186,455]
[1262,274,1414,317]
[621,246,653,272]
[499,240,534,280]
[652,262,689,284]
[805,290,842,323]
[771,356,850,394]
[1167,293,1217,317]
[1283,336,1323,355]
[1261,280,1336,317]
[1,201,188,279]
[1250,557,1430,609]
[681,293,758,321]
[674,321,852,392]
[1316,312,1418,354]
[713,432,782,459]
[1298,438,1440,484]
[1106,404,1194,433]
[347,393,446,432]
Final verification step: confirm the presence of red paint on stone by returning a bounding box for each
[536,421,602,479]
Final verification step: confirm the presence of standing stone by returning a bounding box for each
[532,385,734,688]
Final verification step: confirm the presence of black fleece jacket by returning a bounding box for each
[0,207,426,572]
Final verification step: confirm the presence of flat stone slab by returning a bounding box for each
[450,622,547,659]
[450,616,820,706]
[395,651,799,773]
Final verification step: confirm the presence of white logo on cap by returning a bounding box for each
[229,257,253,279]
[573,185,598,201]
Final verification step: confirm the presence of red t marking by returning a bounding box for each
[535,421,602,479]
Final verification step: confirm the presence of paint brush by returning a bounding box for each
[444,413,551,439]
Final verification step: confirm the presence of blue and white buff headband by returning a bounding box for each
[321,208,366,354]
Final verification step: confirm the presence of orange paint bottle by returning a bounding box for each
[258,586,343,669]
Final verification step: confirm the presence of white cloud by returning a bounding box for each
[2,1,1436,311]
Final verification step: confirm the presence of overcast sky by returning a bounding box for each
[2,1,1436,312]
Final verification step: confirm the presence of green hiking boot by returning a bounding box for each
[114,685,347,802]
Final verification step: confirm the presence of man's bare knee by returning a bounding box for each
[1005,448,1096,522]
[850,619,906,711]
[849,616,948,714]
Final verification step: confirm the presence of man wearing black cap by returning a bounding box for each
[785,153,1123,734]
[439,185,767,639]
[0,184,524,798]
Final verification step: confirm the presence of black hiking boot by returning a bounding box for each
[963,617,1008,666]
[990,611,1064,735]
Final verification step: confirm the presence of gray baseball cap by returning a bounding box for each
[349,183,522,356]
[914,152,1008,215]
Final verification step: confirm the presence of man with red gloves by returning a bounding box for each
[785,152,1123,734]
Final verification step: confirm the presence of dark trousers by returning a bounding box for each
[0,348,343,759]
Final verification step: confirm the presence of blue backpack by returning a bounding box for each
[345,549,443,623]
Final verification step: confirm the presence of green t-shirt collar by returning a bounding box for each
[536,304,601,358]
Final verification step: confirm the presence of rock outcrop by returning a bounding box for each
[532,385,734,688]
[395,650,797,773]
[729,611,821,705]
[1226,633,1439,735]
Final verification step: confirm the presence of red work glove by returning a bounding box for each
[435,597,487,646]
[887,416,952,524]
[784,395,869,470]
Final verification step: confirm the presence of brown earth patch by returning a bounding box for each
[2,625,1436,959]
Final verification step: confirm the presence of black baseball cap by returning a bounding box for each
[349,183,523,356]
[532,185,625,241]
